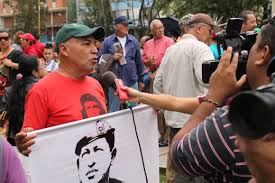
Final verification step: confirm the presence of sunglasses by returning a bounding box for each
[0,36,9,41]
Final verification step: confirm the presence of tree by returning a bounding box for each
[68,0,77,23]
[138,0,159,35]
[82,0,113,35]
[153,0,270,24]
[7,0,47,33]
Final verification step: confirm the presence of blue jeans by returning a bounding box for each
[108,82,138,112]
[143,72,151,88]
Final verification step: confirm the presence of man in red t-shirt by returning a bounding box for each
[15,24,106,156]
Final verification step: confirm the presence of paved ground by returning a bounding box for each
[159,146,168,168]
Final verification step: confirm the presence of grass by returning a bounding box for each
[160,168,166,183]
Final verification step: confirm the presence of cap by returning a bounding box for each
[178,14,193,29]
[188,13,216,28]
[113,16,129,25]
[229,91,275,139]
[75,120,115,156]
[19,33,35,42]
[55,23,105,52]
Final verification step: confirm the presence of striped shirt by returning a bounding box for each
[171,106,252,182]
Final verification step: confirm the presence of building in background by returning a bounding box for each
[0,0,155,40]
[0,0,68,42]
[46,0,68,41]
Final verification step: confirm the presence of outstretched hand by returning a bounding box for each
[207,47,247,104]
[120,86,141,103]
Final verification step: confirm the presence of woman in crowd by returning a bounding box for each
[0,29,24,86]
[5,55,46,145]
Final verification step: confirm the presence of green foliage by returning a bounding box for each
[12,0,48,33]
[82,0,113,35]
[68,0,77,23]
[154,0,270,23]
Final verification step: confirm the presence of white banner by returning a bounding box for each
[26,105,159,183]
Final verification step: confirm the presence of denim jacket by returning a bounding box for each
[98,34,144,86]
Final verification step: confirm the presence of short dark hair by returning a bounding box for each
[45,43,53,49]
[238,10,254,24]
[258,24,275,56]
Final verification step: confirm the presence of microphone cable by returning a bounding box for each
[128,105,148,183]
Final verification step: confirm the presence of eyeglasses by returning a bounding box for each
[0,36,9,41]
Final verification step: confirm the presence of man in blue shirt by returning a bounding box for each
[98,16,145,112]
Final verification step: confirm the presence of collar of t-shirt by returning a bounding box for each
[117,36,127,57]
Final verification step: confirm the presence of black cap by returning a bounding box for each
[229,90,275,139]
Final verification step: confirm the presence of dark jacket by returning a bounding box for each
[98,34,145,86]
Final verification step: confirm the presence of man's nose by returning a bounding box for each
[88,162,95,168]
[91,45,98,54]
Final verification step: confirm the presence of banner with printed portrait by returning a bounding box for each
[27,105,159,183]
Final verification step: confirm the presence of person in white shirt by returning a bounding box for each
[43,43,58,72]
[153,13,215,183]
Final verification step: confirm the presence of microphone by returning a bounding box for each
[102,71,129,101]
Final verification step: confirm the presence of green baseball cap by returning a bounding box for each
[55,23,105,52]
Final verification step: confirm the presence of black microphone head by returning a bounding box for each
[101,71,117,88]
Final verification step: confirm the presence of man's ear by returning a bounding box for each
[111,148,117,160]
[59,43,69,57]
[257,45,271,66]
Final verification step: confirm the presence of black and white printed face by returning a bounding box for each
[78,138,112,183]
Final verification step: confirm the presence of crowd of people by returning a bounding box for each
[0,9,274,183]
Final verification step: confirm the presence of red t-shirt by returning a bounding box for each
[23,72,107,130]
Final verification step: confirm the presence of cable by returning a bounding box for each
[128,105,148,183]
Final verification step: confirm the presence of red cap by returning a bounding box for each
[19,33,35,42]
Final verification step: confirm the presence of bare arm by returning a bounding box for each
[125,87,199,114]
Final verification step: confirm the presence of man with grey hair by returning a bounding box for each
[178,14,193,36]
[154,13,215,183]
[239,10,257,32]
[142,19,174,147]
[142,19,174,81]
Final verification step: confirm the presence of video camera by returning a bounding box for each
[228,57,275,139]
[202,18,258,83]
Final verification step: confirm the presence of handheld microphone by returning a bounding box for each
[102,71,129,101]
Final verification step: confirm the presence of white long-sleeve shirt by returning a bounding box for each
[153,34,214,128]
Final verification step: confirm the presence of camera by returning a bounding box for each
[228,57,275,139]
[202,18,258,83]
